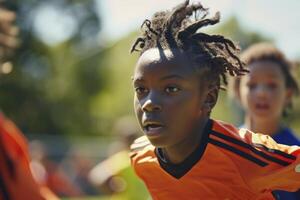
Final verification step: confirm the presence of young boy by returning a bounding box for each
[129,1,300,199]
[230,43,300,199]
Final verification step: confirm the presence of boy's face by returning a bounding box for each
[239,61,291,122]
[132,48,212,148]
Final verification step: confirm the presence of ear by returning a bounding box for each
[284,88,293,107]
[203,85,219,114]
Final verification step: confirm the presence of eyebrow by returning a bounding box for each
[132,74,185,83]
[161,74,185,80]
[132,76,144,82]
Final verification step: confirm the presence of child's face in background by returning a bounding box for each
[239,61,291,122]
[133,48,210,148]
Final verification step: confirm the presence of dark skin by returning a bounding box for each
[133,48,218,164]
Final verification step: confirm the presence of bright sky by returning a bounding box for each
[33,0,300,59]
[97,0,300,59]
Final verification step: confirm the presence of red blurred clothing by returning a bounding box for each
[43,161,83,197]
[0,112,58,200]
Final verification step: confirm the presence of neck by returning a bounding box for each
[163,118,209,164]
[244,115,281,136]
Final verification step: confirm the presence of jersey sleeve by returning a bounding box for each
[129,136,151,160]
[129,136,154,179]
[238,128,300,193]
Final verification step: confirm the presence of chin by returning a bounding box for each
[254,114,275,123]
[147,137,168,148]
[255,111,272,117]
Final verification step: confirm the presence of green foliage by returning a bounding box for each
[0,0,104,135]
[208,17,272,50]
[90,33,139,128]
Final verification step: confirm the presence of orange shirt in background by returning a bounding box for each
[0,113,59,200]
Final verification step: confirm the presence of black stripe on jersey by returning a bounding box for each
[253,143,296,160]
[209,138,268,167]
[0,174,10,200]
[211,131,291,166]
[156,119,213,179]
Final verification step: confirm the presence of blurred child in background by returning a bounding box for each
[230,42,300,199]
[30,140,83,197]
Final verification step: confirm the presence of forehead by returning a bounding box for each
[246,60,285,80]
[134,48,196,77]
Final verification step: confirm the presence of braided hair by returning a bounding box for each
[131,0,248,88]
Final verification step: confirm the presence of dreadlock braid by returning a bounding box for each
[131,0,248,88]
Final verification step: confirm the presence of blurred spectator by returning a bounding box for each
[30,140,83,197]
[88,116,149,199]
[59,147,99,196]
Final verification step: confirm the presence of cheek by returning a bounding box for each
[273,90,287,107]
[171,95,203,118]
[134,97,142,116]
[133,98,144,128]
[175,93,200,107]
[272,88,285,98]
[133,96,138,108]
[239,87,252,106]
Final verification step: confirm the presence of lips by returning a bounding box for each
[255,102,270,110]
[143,120,164,137]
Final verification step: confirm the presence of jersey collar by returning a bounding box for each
[155,119,213,179]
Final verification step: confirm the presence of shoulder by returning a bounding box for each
[210,120,300,192]
[211,120,299,151]
[210,119,249,143]
[273,127,300,146]
[130,136,151,152]
[129,136,155,163]
[210,119,300,166]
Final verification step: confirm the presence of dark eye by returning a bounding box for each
[135,87,148,95]
[165,86,180,93]
[247,83,257,90]
[267,82,278,89]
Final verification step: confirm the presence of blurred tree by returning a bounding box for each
[0,0,105,135]
[89,32,139,131]
[209,17,272,50]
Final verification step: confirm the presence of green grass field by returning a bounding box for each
[63,194,128,200]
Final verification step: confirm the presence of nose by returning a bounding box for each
[254,85,268,97]
[141,96,162,113]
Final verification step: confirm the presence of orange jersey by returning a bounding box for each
[0,113,58,200]
[130,119,300,200]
